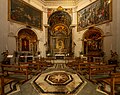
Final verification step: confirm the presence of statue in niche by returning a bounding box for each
[56,40,64,53]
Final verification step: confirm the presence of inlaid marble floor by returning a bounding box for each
[9,63,107,95]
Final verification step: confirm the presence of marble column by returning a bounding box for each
[44,24,49,57]
[70,24,76,54]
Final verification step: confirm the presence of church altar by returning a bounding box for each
[55,53,65,59]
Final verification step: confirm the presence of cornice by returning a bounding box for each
[39,0,82,6]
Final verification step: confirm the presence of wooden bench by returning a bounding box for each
[71,63,117,80]
[1,64,32,80]
[65,57,75,63]
[69,62,105,74]
[0,64,37,95]
[97,72,120,95]
[35,59,53,68]
[0,75,15,95]
[18,61,47,75]
[19,62,41,70]
[88,64,117,80]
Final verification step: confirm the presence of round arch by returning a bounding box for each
[15,26,39,39]
[17,28,38,56]
[83,27,104,39]
[82,27,104,58]
[47,8,73,57]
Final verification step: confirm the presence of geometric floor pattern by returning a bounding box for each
[9,63,107,95]
[32,70,85,94]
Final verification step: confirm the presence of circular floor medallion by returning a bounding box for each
[33,71,84,94]
[45,72,73,85]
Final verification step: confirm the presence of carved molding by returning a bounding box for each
[44,24,49,28]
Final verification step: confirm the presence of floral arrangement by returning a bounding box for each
[110,50,118,61]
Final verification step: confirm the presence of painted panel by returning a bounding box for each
[8,0,43,30]
[77,0,112,31]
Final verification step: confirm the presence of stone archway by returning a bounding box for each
[17,28,38,55]
[82,27,104,57]
[47,7,73,57]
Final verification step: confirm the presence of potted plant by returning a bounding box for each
[108,50,118,65]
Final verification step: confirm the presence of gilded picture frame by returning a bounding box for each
[8,0,43,30]
[77,0,112,31]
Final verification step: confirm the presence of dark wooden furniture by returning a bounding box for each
[97,73,120,95]
[88,64,117,80]
[0,64,33,95]
[1,64,32,81]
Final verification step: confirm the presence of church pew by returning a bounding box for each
[18,62,41,71]
[66,61,78,68]
[88,64,117,80]
[18,61,53,74]
[18,62,42,75]
[78,61,105,68]
[97,72,120,95]
[66,57,83,68]
[69,61,105,74]
[0,64,33,95]
[65,57,75,63]
[36,58,54,68]
[0,75,15,95]
[1,64,32,80]
[71,62,117,80]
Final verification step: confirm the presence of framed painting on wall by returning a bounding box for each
[8,0,43,30]
[77,0,112,31]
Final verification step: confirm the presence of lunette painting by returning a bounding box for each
[77,0,112,31]
[8,0,43,30]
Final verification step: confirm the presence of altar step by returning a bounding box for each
[54,63,65,69]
